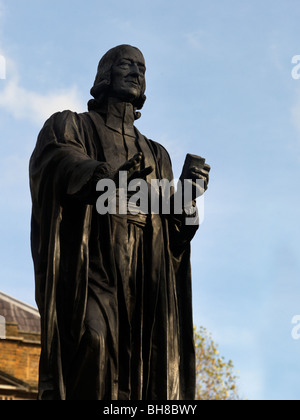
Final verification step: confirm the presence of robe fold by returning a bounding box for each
[29,103,199,400]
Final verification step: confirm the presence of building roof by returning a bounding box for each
[0,291,40,334]
[0,370,34,392]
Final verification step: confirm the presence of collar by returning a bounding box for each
[105,98,136,138]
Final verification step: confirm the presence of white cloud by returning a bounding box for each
[0,57,84,126]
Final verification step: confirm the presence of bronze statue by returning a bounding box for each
[30,45,210,400]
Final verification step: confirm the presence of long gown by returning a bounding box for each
[29,99,199,400]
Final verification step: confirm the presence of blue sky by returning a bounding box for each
[1,0,300,400]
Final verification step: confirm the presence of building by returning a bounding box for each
[0,291,41,400]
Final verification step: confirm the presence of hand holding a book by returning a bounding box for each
[180,154,211,200]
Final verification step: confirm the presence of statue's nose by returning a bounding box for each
[129,64,140,77]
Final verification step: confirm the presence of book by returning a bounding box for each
[181,154,206,179]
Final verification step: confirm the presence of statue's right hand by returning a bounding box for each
[116,153,153,184]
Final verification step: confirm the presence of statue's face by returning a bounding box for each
[110,47,146,103]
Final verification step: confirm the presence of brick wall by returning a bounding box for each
[0,322,40,389]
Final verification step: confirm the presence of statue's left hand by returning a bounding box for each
[181,163,211,200]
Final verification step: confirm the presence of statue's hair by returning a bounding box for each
[88,45,146,114]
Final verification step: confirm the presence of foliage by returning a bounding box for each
[195,326,240,400]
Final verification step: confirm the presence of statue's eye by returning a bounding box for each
[119,62,130,69]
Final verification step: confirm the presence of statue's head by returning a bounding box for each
[89,45,146,112]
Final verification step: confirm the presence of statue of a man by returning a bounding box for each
[30,45,210,400]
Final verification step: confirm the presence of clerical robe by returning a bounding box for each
[30,100,199,400]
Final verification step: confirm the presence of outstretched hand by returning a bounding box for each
[116,153,154,185]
